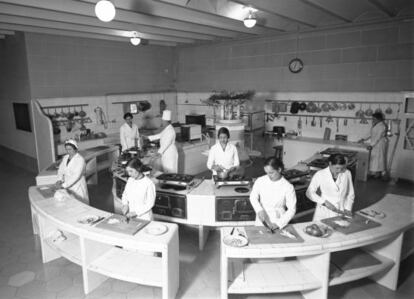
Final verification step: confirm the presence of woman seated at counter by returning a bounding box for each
[122,158,156,220]
[207,127,240,178]
[55,139,89,204]
[306,154,355,221]
[249,157,297,230]
[144,110,178,173]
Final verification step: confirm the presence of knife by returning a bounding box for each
[89,216,105,225]
[261,220,275,234]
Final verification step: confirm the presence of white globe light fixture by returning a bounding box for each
[95,0,116,22]
[243,11,257,28]
[130,31,141,46]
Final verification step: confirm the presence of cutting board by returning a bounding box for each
[321,214,381,235]
[95,214,149,235]
[245,225,304,244]
[37,185,57,199]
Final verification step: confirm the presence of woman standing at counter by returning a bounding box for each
[122,159,156,220]
[306,154,355,221]
[207,127,240,177]
[358,112,388,179]
[146,110,178,173]
[120,112,140,152]
[56,139,89,204]
[249,157,296,230]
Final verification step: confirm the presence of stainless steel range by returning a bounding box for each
[213,175,252,188]
[156,173,195,188]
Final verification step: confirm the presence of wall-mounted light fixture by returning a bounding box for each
[130,31,141,46]
[243,9,257,28]
[95,0,116,22]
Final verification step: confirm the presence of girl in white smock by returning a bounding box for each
[359,112,388,178]
[120,112,140,151]
[147,110,178,173]
[207,127,240,176]
[249,157,296,230]
[56,139,89,204]
[306,154,355,221]
[122,159,156,220]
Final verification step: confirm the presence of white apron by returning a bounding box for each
[149,124,178,173]
[369,122,388,172]
[57,153,89,204]
[120,123,140,151]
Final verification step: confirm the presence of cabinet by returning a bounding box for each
[242,111,265,131]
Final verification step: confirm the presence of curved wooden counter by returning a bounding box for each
[220,193,414,299]
[29,186,179,299]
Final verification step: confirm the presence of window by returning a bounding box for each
[13,103,32,132]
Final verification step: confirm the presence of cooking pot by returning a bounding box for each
[321,103,330,112]
[299,102,307,111]
[385,105,393,114]
[365,104,373,117]
[290,102,300,114]
[347,103,355,110]
[307,102,317,113]
[217,169,229,179]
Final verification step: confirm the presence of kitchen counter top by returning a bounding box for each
[284,135,368,150]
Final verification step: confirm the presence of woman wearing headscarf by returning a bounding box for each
[358,112,388,179]
[146,110,178,173]
[207,127,240,177]
[56,139,89,204]
[120,112,140,152]
[306,154,355,221]
[122,158,156,220]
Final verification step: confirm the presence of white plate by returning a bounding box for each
[223,235,248,247]
[78,215,99,224]
[145,224,168,235]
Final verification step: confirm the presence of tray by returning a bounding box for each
[95,214,149,235]
[245,225,304,244]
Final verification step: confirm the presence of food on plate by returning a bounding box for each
[333,219,351,228]
[305,224,324,237]
[108,218,120,224]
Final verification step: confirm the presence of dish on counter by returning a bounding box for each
[304,224,333,238]
[144,224,168,235]
[223,235,248,247]
[78,215,100,224]
[333,219,351,228]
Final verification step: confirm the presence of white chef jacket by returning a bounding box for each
[57,153,89,204]
[148,124,178,173]
[122,176,156,221]
[120,122,140,151]
[249,175,297,229]
[368,122,388,172]
[306,167,355,221]
[206,142,240,175]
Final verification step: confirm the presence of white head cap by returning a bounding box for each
[64,139,78,150]
[162,110,171,121]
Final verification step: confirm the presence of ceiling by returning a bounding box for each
[0,0,412,47]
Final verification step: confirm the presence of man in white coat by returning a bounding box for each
[147,110,178,173]
[120,112,140,152]
[306,154,355,221]
[56,139,89,204]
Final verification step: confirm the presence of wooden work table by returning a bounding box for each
[29,186,179,299]
[220,193,414,299]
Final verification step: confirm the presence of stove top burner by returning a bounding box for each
[282,169,309,180]
[157,173,194,183]
[319,148,357,158]
[159,184,187,191]
[307,158,329,169]
[234,187,250,193]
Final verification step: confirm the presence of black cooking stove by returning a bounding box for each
[282,169,309,181]
[319,148,358,158]
[156,173,195,188]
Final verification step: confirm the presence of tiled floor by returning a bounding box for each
[0,134,413,298]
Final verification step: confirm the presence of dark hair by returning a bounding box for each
[264,157,284,171]
[372,112,384,121]
[217,127,230,138]
[64,143,77,151]
[123,112,133,120]
[328,154,347,166]
[126,158,145,173]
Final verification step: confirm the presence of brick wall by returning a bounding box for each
[176,21,414,92]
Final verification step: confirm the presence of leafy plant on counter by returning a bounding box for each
[201,90,255,106]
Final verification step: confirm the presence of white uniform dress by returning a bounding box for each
[121,176,156,221]
[249,175,297,229]
[206,142,240,175]
[148,124,178,173]
[306,167,355,221]
[120,123,140,151]
[368,122,388,173]
[57,153,89,204]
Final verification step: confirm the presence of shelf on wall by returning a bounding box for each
[265,113,399,121]
[265,100,401,105]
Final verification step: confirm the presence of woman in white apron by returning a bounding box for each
[359,112,388,179]
[120,112,140,152]
[56,139,89,204]
[122,159,156,220]
[147,110,178,173]
[306,154,355,221]
[249,157,297,230]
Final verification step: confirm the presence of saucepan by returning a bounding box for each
[217,169,229,179]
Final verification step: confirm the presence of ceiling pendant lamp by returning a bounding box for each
[130,31,141,46]
[95,0,116,22]
[243,11,257,28]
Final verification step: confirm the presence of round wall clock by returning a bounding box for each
[288,58,304,73]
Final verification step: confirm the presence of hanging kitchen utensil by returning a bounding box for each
[385,104,393,115]
[311,116,316,127]
[336,118,339,132]
[74,106,79,117]
[319,117,323,128]
[375,103,382,114]
[298,117,302,130]
[79,106,87,118]
[316,103,322,113]
[299,102,307,111]
[290,102,300,114]
[365,104,373,117]
[347,103,355,110]
[331,103,339,111]
[284,116,287,121]
[339,103,347,111]
[344,118,348,126]
[356,104,364,118]
[305,116,308,126]
[321,102,330,112]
